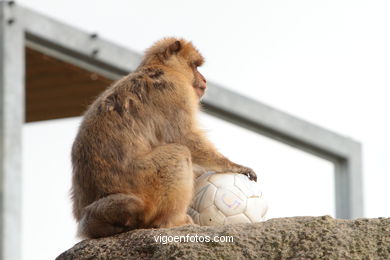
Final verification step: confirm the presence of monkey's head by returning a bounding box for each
[142,38,207,99]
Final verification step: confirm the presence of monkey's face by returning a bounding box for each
[192,65,207,99]
[142,38,207,99]
[164,39,206,99]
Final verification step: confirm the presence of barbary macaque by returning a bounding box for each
[71,38,257,238]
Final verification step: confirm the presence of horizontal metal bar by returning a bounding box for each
[202,83,361,161]
[25,36,126,80]
[19,5,141,73]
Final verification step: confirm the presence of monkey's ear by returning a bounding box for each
[168,41,181,54]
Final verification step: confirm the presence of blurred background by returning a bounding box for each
[14,0,390,259]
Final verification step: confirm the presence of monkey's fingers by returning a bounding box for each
[237,167,257,182]
[246,170,257,182]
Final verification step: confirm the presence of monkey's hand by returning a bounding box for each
[233,166,257,182]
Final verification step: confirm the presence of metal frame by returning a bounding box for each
[0,2,24,260]
[0,2,363,259]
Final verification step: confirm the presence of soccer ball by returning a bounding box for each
[188,172,268,226]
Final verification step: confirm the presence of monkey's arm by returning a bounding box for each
[182,132,257,181]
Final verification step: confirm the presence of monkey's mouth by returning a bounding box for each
[194,86,206,98]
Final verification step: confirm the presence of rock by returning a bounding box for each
[56,216,390,260]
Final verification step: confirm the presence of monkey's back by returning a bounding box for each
[70,69,189,220]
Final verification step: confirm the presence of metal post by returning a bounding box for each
[0,1,24,260]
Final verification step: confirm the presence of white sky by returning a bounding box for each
[19,0,390,259]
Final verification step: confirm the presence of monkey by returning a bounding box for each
[71,37,257,239]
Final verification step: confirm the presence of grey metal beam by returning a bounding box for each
[0,2,24,260]
[334,144,363,219]
[19,5,141,75]
[203,84,359,160]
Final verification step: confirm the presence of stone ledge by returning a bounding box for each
[56,216,390,260]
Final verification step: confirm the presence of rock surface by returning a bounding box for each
[57,216,390,260]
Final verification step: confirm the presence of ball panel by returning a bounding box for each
[187,207,200,224]
[208,173,235,187]
[193,212,200,225]
[194,172,215,192]
[191,183,218,212]
[234,173,261,198]
[191,172,268,226]
[224,214,251,224]
[199,205,225,226]
[244,197,268,222]
[214,187,247,216]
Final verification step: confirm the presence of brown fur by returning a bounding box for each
[71,37,257,239]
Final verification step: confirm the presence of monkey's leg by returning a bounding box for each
[78,193,144,239]
[135,143,194,229]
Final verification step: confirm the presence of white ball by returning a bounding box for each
[188,172,268,226]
